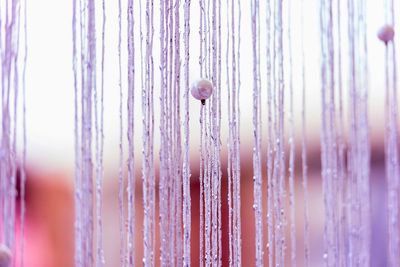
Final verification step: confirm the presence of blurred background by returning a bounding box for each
[16,0,397,266]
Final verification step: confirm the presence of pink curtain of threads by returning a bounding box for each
[71,0,399,266]
[1,0,398,267]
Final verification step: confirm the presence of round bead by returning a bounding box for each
[0,244,11,267]
[191,79,213,104]
[378,25,395,43]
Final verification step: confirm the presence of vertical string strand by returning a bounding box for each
[94,0,105,265]
[287,0,296,264]
[173,2,183,264]
[167,0,175,262]
[210,0,222,264]
[117,0,125,265]
[274,0,286,265]
[159,0,169,265]
[227,0,242,265]
[78,0,87,262]
[72,0,82,265]
[320,0,340,265]
[358,0,370,265]
[182,1,191,265]
[11,1,21,259]
[335,0,346,265]
[217,0,223,264]
[251,0,263,265]
[199,104,205,267]
[20,0,28,265]
[226,0,233,265]
[126,0,135,265]
[347,1,358,264]
[142,0,156,265]
[199,1,206,264]
[265,1,275,266]
[300,0,310,265]
[97,0,106,265]
[347,0,370,265]
[384,0,399,265]
[235,0,242,264]
[87,1,96,265]
[199,0,215,265]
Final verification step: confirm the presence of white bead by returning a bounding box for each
[191,79,213,104]
[378,25,395,44]
[0,244,11,267]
